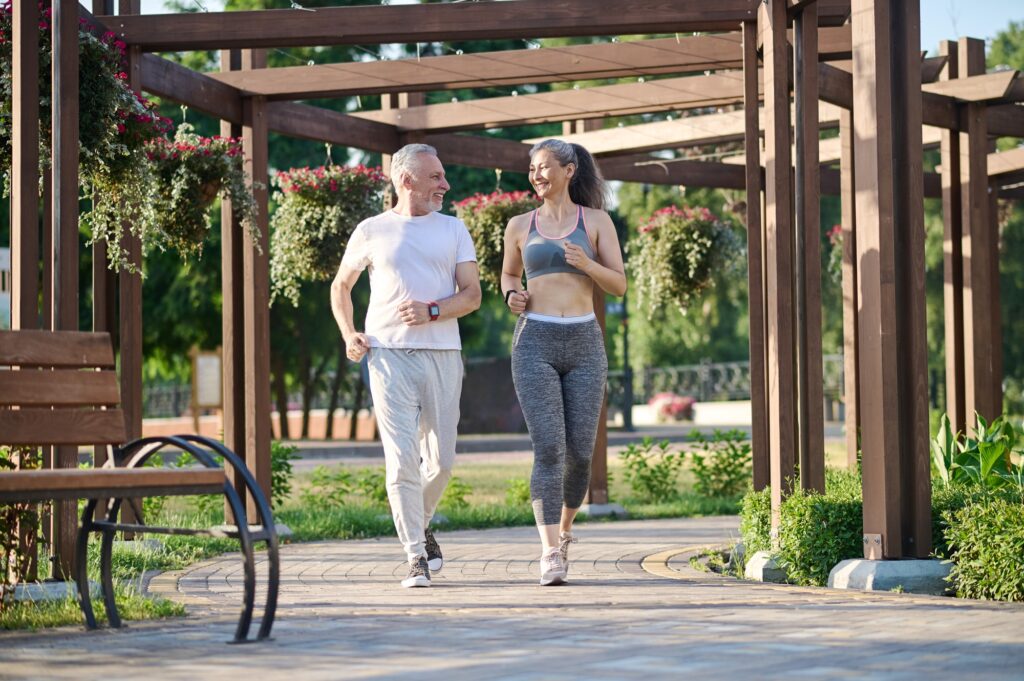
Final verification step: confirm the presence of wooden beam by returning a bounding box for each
[852,0,931,560]
[794,4,825,493]
[939,41,967,435]
[922,70,1020,102]
[743,22,770,492]
[762,0,798,531]
[12,0,40,331]
[102,1,856,52]
[959,38,1002,424]
[986,104,1024,138]
[596,155,748,188]
[141,53,241,124]
[352,73,752,133]
[265,101,399,154]
[240,49,273,519]
[988,146,1024,185]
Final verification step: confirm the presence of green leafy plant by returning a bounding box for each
[619,437,686,503]
[826,224,843,285]
[628,205,743,315]
[270,163,387,305]
[944,495,1024,601]
[688,429,752,498]
[440,476,473,510]
[738,486,771,555]
[453,190,540,293]
[0,447,41,612]
[354,468,388,506]
[300,465,354,508]
[931,413,1023,491]
[270,441,300,510]
[505,478,531,506]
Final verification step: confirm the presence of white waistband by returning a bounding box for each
[523,312,597,325]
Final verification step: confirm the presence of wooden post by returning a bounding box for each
[938,41,966,435]
[839,109,861,470]
[241,49,273,518]
[793,4,825,493]
[743,20,770,492]
[761,0,798,532]
[221,49,247,523]
[50,0,81,579]
[852,0,931,559]
[958,37,1002,425]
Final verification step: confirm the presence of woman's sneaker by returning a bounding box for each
[424,528,443,574]
[401,556,431,588]
[558,532,577,575]
[539,548,567,586]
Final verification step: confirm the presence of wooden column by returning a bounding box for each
[11,0,39,331]
[381,92,427,206]
[793,4,825,493]
[938,41,966,434]
[761,0,797,531]
[839,109,861,470]
[221,49,246,522]
[852,0,931,559]
[241,49,273,518]
[50,0,81,579]
[958,37,1002,424]
[743,20,769,492]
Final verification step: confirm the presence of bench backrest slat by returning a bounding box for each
[0,409,127,446]
[0,370,121,407]
[0,468,225,503]
[0,330,115,368]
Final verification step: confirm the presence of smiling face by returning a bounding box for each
[529,149,574,201]
[401,153,450,215]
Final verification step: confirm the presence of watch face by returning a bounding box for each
[429,303,440,318]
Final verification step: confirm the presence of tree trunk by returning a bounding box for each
[325,342,348,440]
[349,379,365,440]
[272,353,290,440]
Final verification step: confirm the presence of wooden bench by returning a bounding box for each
[0,329,279,643]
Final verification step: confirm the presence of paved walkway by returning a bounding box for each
[2,516,1023,680]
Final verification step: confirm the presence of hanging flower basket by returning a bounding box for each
[269,164,387,306]
[454,190,540,294]
[629,205,743,315]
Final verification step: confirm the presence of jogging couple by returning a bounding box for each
[330,141,626,588]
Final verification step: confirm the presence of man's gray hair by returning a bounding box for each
[390,143,438,188]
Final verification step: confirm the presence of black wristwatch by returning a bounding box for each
[428,301,440,321]
[504,289,517,305]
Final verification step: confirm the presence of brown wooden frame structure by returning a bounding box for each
[7,0,1022,573]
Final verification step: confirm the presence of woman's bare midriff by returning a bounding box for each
[525,272,595,316]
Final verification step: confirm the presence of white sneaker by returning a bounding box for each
[539,548,567,586]
[401,556,431,588]
[558,532,577,575]
[424,527,443,574]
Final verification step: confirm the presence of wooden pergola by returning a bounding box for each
[8,0,1023,575]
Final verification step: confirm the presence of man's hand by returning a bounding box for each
[398,300,430,326]
[507,290,530,315]
[344,333,371,362]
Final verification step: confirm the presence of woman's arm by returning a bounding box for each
[565,209,627,296]
[501,215,531,314]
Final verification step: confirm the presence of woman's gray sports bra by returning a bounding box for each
[522,205,596,281]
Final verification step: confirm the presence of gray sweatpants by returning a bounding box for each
[367,348,464,563]
[510,315,608,525]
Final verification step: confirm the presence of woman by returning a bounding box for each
[501,139,626,586]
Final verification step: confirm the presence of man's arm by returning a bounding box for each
[397,261,482,326]
[331,263,371,361]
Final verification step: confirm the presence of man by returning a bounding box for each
[331,144,481,588]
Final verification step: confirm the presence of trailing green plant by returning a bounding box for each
[270,163,387,306]
[505,478,531,506]
[931,412,1024,491]
[738,486,771,556]
[688,429,752,498]
[619,437,686,503]
[943,495,1024,601]
[354,467,388,506]
[300,465,354,508]
[453,190,540,293]
[270,441,300,510]
[440,476,473,510]
[628,204,743,315]
[826,224,843,285]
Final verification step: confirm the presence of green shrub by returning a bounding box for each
[440,477,472,510]
[619,438,686,502]
[739,486,771,555]
[776,486,863,586]
[354,467,388,506]
[944,496,1024,601]
[505,478,531,506]
[688,429,752,498]
[270,441,300,509]
[300,465,354,508]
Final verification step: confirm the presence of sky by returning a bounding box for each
[141,0,1022,56]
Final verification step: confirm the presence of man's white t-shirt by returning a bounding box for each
[341,210,477,350]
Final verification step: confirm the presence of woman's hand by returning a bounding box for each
[507,290,530,315]
[563,242,594,275]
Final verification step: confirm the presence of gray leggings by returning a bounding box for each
[511,315,608,525]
